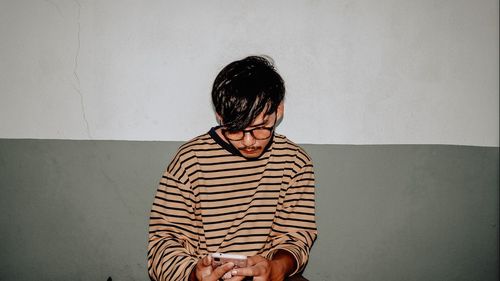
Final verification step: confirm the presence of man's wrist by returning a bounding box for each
[270,250,297,279]
[189,264,198,281]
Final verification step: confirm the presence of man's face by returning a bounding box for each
[224,110,278,159]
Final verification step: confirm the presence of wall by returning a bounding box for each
[0,140,498,281]
[0,0,498,281]
[0,0,498,146]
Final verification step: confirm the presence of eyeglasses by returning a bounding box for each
[223,126,274,141]
[222,115,277,141]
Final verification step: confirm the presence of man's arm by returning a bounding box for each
[266,160,317,276]
[231,159,317,281]
[148,169,200,281]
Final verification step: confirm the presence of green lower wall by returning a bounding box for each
[0,139,498,281]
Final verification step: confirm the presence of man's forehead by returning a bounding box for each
[248,111,274,127]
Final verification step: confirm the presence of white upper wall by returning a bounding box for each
[0,0,498,146]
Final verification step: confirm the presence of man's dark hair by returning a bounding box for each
[212,55,285,131]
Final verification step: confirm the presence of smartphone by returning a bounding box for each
[211,253,248,268]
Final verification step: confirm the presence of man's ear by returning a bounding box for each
[276,102,284,126]
[215,113,223,125]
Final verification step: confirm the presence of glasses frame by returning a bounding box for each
[221,114,277,141]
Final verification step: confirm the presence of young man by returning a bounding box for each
[148,56,317,281]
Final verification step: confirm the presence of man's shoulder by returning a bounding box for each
[273,133,313,164]
[165,131,216,173]
[175,131,216,156]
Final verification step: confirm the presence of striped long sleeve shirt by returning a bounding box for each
[148,128,317,280]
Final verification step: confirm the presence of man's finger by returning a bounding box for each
[246,255,266,266]
[222,271,232,279]
[231,266,260,277]
[201,255,212,267]
[226,276,246,281]
[209,262,235,280]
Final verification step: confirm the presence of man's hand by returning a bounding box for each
[190,255,235,281]
[228,251,296,281]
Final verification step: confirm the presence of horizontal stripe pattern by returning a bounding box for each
[148,131,317,280]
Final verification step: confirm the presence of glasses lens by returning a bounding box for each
[252,128,272,140]
[224,130,244,141]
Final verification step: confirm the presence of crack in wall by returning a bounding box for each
[44,0,65,18]
[72,0,92,139]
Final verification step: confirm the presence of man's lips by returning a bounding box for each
[240,147,260,154]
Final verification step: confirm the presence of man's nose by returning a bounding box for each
[242,131,256,146]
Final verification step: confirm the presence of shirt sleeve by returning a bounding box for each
[265,160,318,276]
[148,168,201,281]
